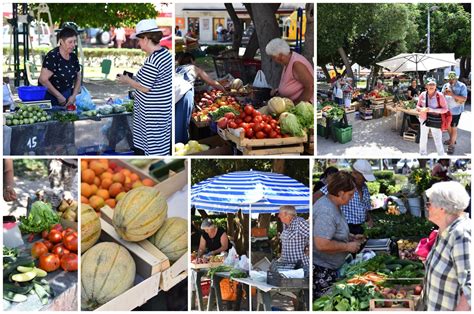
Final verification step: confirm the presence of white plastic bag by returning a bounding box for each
[224,247,239,268]
[237,255,249,271]
[175,73,193,103]
[253,70,270,88]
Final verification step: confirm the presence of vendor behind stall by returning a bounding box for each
[197,218,232,256]
[278,205,309,266]
[407,79,420,100]
[314,160,375,235]
[38,27,81,109]
[265,38,314,103]
[175,52,226,144]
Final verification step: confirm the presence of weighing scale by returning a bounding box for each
[364,238,393,254]
[19,100,52,110]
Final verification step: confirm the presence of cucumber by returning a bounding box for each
[3,257,35,279]
[17,266,34,273]
[17,266,47,278]
[3,291,28,303]
[33,279,54,297]
[33,283,50,305]
[386,264,402,271]
[33,268,47,278]
[12,271,37,282]
[3,283,34,295]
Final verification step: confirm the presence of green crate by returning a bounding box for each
[333,124,353,144]
[317,123,327,137]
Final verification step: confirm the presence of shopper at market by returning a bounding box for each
[332,75,344,106]
[116,19,172,155]
[423,181,471,311]
[38,26,81,109]
[342,77,354,108]
[406,79,420,100]
[416,78,448,156]
[175,52,226,143]
[431,159,451,181]
[313,171,365,298]
[374,79,386,92]
[313,166,339,200]
[265,38,314,103]
[442,71,468,155]
[314,160,375,235]
[278,205,309,266]
[197,218,232,256]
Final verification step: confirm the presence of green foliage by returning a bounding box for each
[374,170,394,180]
[13,159,48,179]
[409,168,433,195]
[386,184,401,195]
[366,181,380,195]
[19,201,59,234]
[3,47,146,59]
[39,3,159,28]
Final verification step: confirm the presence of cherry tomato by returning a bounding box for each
[244,104,254,115]
[256,131,266,139]
[239,112,246,119]
[253,115,263,124]
[263,124,273,134]
[235,118,243,125]
[245,129,254,138]
[252,110,261,117]
[244,115,253,123]
[253,123,263,133]
[269,131,278,138]
[228,121,237,129]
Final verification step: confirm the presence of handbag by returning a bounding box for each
[253,70,270,88]
[423,92,442,129]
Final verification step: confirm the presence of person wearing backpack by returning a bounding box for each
[416,78,448,155]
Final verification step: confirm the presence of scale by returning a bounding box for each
[364,238,393,254]
[19,100,52,110]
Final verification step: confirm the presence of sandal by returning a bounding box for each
[447,145,455,155]
[443,139,457,145]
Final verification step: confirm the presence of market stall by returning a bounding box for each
[80,159,188,311]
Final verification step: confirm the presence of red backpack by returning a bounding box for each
[424,92,452,131]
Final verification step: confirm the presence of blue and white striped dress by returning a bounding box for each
[134,48,172,155]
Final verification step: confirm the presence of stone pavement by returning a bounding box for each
[317,105,471,157]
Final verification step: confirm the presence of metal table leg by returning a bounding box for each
[212,276,224,311]
[193,270,204,311]
[261,291,272,311]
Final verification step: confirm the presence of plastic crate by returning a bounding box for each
[373,107,385,119]
[17,86,47,101]
[333,123,353,144]
[317,123,327,137]
[201,279,211,297]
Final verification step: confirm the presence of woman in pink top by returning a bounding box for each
[416,78,448,155]
[265,38,314,103]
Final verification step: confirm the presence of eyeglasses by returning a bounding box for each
[425,201,431,209]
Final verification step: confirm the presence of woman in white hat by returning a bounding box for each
[416,78,448,156]
[117,19,172,155]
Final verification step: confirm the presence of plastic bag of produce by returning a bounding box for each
[76,86,96,111]
[253,70,270,88]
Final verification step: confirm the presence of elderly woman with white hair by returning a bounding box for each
[265,38,314,103]
[423,181,471,311]
[197,218,232,257]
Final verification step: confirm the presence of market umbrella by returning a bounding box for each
[191,170,310,214]
[377,53,457,73]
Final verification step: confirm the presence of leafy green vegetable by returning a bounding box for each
[19,201,59,234]
[207,265,232,278]
[3,247,18,258]
[325,106,345,121]
[279,112,304,136]
[313,283,383,311]
[291,101,314,130]
[230,269,248,279]
[51,112,78,123]
[209,106,240,121]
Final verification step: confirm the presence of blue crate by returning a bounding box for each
[17,86,47,101]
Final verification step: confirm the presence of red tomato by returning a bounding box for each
[269,131,278,138]
[224,112,236,120]
[38,253,60,272]
[239,112,247,119]
[241,123,250,130]
[253,115,263,124]
[41,240,54,251]
[282,134,290,138]
[253,123,263,133]
[228,121,237,129]
[41,230,49,240]
[52,243,70,257]
[256,131,266,139]
[270,119,278,125]
[31,242,49,259]
[60,253,78,272]
[217,117,228,129]
[51,224,63,233]
[263,124,273,134]
[235,118,243,125]
[270,122,277,129]
[245,129,254,138]
[48,230,63,244]
[61,228,75,237]
[244,104,254,115]
[252,110,261,117]
[63,233,78,252]
[276,134,282,138]
[244,115,253,123]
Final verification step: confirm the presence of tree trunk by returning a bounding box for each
[226,213,235,240]
[243,31,259,59]
[302,4,314,66]
[249,3,282,88]
[225,3,243,52]
[321,65,331,83]
[337,47,353,80]
[272,159,285,174]
[459,56,471,80]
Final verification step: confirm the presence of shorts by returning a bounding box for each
[313,264,338,299]
[451,113,461,127]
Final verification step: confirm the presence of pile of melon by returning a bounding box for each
[80,184,187,310]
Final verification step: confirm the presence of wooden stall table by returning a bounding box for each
[206,272,250,311]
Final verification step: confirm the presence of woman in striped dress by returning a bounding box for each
[117,19,172,155]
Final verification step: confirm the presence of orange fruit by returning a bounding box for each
[89,195,105,211]
[98,159,109,168]
[105,199,116,208]
[90,184,99,196]
[89,160,108,176]
[81,160,89,170]
[130,173,139,182]
[93,176,101,187]
[100,172,113,181]
[81,169,95,185]
[109,183,124,198]
[100,178,113,190]
[81,183,93,198]
[124,176,132,184]
[112,172,126,184]
[142,178,155,187]
[132,181,143,189]
[96,189,110,200]
[120,169,132,177]
[81,195,89,204]
[115,192,126,202]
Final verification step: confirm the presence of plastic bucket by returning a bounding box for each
[407,197,422,217]
[17,86,47,101]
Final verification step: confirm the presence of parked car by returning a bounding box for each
[81,28,112,46]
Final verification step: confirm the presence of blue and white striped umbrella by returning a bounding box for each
[191,170,310,214]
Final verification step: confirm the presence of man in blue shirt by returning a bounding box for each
[442,71,468,155]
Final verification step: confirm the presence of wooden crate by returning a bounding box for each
[160,254,188,291]
[316,111,323,120]
[224,129,305,155]
[191,117,211,128]
[190,261,224,270]
[369,298,415,311]
[403,131,417,142]
[113,160,159,183]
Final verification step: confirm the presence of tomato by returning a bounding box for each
[60,253,78,272]
[217,117,228,129]
[41,240,54,251]
[48,229,63,244]
[63,233,78,252]
[276,134,282,138]
[245,129,254,138]
[228,121,237,129]
[243,115,252,123]
[253,115,263,124]
[41,230,49,240]
[39,253,60,272]
[239,112,247,119]
[224,112,236,120]
[253,123,263,133]
[256,131,266,139]
[52,243,70,257]
[252,110,261,117]
[244,104,255,115]
[263,124,273,134]
[270,122,277,129]
[270,119,278,125]
[269,131,278,138]
[31,242,49,259]
[61,228,75,237]
[235,118,243,125]
[241,123,249,130]
[51,224,63,233]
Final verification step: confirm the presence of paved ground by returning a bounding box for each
[317,104,471,157]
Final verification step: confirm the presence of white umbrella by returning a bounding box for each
[377,53,457,73]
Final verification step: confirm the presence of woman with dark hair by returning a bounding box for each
[313,171,365,297]
[175,52,225,143]
[117,19,172,155]
[39,27,81,109]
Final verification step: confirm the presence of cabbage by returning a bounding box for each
[293,101,314,129]
[283,98,294,111]
[19,201,59,234]
[279,112,304,137]
[268,97,287,115]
